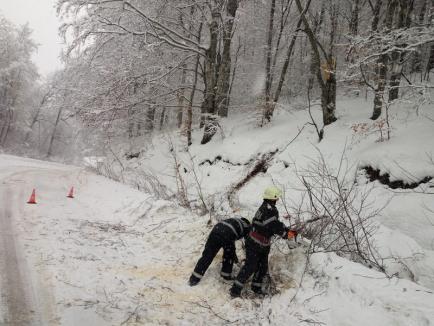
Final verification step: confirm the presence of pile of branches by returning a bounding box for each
[294,151,387,271]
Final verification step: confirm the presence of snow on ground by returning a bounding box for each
[1,153,434,325]
[1,97,434,325]
[127,96,434,283]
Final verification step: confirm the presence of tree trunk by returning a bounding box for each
[201,0,239,145]
[160,107,166,130]
[322,58,337,125]
[177,64,187,128]
[372,54,388,120]
[186,54,200,146]
[263,0,277,123]
[410,0,427,73]
[0,109,13,147]
[388,0,413,102]
[296,0,337,126]
[273,0,312,104]
[424,0,434,80]
[184,22,203,147]
[46,107,63,157]
[145,104,155,133]
[200,9,220,145]
[128,107,135,138]
[425,44,434,80]
[371,0,383,32]
[227,39,242,109]
[307,4,325,91]
[0,87,18,147]
[349,0,360,35]
[371,0,398,120]
[215,0,239,118]
[370,0,384,120]
[25,90,51,143]
[272,17,302,101]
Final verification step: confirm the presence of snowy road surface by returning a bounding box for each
[0,154,433,325]
[0,162,67,325]
[0,183,36,324]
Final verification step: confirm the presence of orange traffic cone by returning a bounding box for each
[27,189,37,204]
[67,187,74,198]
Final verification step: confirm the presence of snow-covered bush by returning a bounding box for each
[294,151,386,271]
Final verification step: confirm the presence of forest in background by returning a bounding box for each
[0,0,433,160]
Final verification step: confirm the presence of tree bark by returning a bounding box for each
[273,14,305,104]
[160,107,166,130]
[371,0,398,120]
[410,0,427,73]
[295,0,337,126]
[201,0,239,145]
[425,44,434,80]
[46,107,63,157]
[321,71,337,126]
[371,0,383,32]
[200,9,220,145]
[25,90,51,143]
[128,107,135,138]
[0,109,13,147]
[307,3,325,91]
[263,0,277,123]
[372,56,388,120]
[145,104,156,133]
[369,0,384,120]
[177,64,187,128]
[424,0,434,80]
[349,0,360,35]
[184,21,203,147]
[388,0,413,102]
[215,0,238,118]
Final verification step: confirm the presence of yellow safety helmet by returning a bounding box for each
[263,186,282,200]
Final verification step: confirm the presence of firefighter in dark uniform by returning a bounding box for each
[230,186,297,297]
[189,217,251,286]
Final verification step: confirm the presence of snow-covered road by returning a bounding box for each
[0,164,63,325]
[0,182,36,324]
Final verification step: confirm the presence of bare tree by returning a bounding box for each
[349,0,361,35]
[201,0,239,144]
[295,0,338,126]
[262,0,313,124]
[0,18,38,147]
[388,0,414,102]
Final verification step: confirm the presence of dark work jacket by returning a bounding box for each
[213,218,250,242]
[250,200,288,246]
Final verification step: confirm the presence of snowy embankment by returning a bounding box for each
[1,97,434,325]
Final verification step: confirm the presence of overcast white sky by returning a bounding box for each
[0,0,64,76]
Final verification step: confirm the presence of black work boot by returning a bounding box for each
[189,274,201,286]
[251,285,266,295]
[230,284,242,298]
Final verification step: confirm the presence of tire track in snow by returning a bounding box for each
[0,167,75,325]
[0,185,38,325]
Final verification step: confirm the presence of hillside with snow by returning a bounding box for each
[1,97,433,325]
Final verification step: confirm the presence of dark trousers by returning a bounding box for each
[233,237,270,289]
[193,231,236,278]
